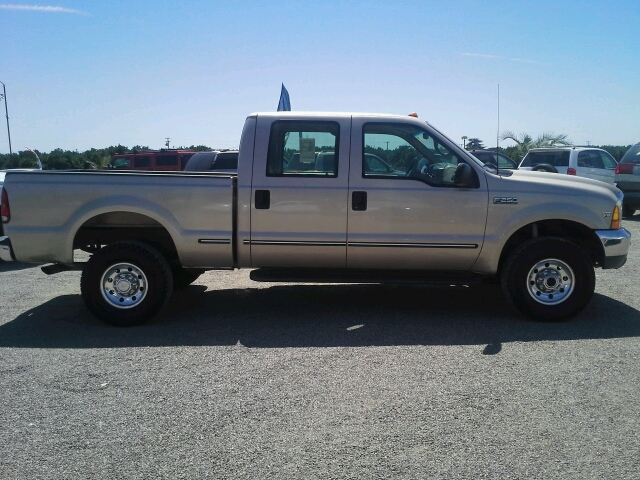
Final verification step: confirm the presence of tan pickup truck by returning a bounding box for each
[0,112,631,326]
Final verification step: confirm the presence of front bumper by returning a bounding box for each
[0,236,15,262]
[595,228,631,269]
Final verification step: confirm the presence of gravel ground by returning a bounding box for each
[1,218,639,479]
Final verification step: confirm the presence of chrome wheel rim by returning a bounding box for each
[527,258,574,305]
[101,263,148,309]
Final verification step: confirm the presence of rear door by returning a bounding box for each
[346,118,488,270]
[249,115,351,268]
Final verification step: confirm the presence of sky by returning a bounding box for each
[0,0,638,153]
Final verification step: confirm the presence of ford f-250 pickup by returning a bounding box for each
[0,112,631,326]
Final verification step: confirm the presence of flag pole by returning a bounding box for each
[0,81,12,157]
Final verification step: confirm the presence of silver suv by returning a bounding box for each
[518,147,617,185]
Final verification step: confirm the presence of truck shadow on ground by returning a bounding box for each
[0,261,42,273]
[1,283,639,351]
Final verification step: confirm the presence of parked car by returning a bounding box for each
[518,147,618,185]
[108,149,196,171]
[614,142,640,217]
[183,150,238,172]
[468,149,518,170]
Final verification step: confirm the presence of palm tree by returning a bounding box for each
[500,131,571,162]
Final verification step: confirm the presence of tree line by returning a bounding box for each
[465,133,631,163]
[0,145,215,170]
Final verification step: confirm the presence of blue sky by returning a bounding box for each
[1,0,638,153]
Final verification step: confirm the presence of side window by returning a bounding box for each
[213,153,238,170]
[363,123,470,187]
[156,155,178,167]
[134,156,151,168]
[598,151,617,170]
[267,121,339,177]
[112,157,130,168]
[497,154,517,169]
[578,151,592,167]
[583,151,603,169]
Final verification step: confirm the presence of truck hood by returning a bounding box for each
[504,169,622,200]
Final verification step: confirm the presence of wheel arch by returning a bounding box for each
[72,209,182,266]
[497,219,604,275]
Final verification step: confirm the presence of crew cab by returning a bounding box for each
[0,112,631,326]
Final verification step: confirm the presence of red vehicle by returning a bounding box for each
[108,150,197,171]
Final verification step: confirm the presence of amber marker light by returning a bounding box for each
[408,112,418,117]
[610,204,621,230]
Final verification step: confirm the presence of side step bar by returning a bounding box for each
[41,263,85,275]
[250,268,486,285]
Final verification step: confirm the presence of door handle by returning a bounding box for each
[255,190,270,209]
[352,191,367,211]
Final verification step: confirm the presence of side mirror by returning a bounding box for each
[453,163,473,187]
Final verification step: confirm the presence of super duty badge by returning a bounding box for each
[494,197,518,204]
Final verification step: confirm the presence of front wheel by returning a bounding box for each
[501,237,595,321]
[81,242,173,327]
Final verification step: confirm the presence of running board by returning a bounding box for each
[250,268,485,285]
[41,263,85,275]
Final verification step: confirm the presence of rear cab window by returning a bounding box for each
[266,121,339,177]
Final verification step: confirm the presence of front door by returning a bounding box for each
[346,119,488,270]
[250,115,351,268]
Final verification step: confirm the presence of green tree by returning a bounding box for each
[500,131,571,162]
[466,138,484,150]
[596,145,632,162]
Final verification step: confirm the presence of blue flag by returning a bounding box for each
[277,83,291,111]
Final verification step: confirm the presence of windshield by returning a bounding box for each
[620,144,640,164]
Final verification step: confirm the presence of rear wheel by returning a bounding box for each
[81,242,173,327]
[531,164,558,173]
[501,237,595,321]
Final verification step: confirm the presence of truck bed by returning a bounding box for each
[3,170,237,268]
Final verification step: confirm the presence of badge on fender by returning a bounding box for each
[494,197,518,204]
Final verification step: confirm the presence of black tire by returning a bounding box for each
[531,163,558,173]
[81,242,173,327]
[501,237,595,321]
[622,205,636,218]
[172,267,204,289]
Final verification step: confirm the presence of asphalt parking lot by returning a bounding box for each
[1,218,639,479]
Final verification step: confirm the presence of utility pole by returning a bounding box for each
[0,81,12,157]
[461,136,467,149]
